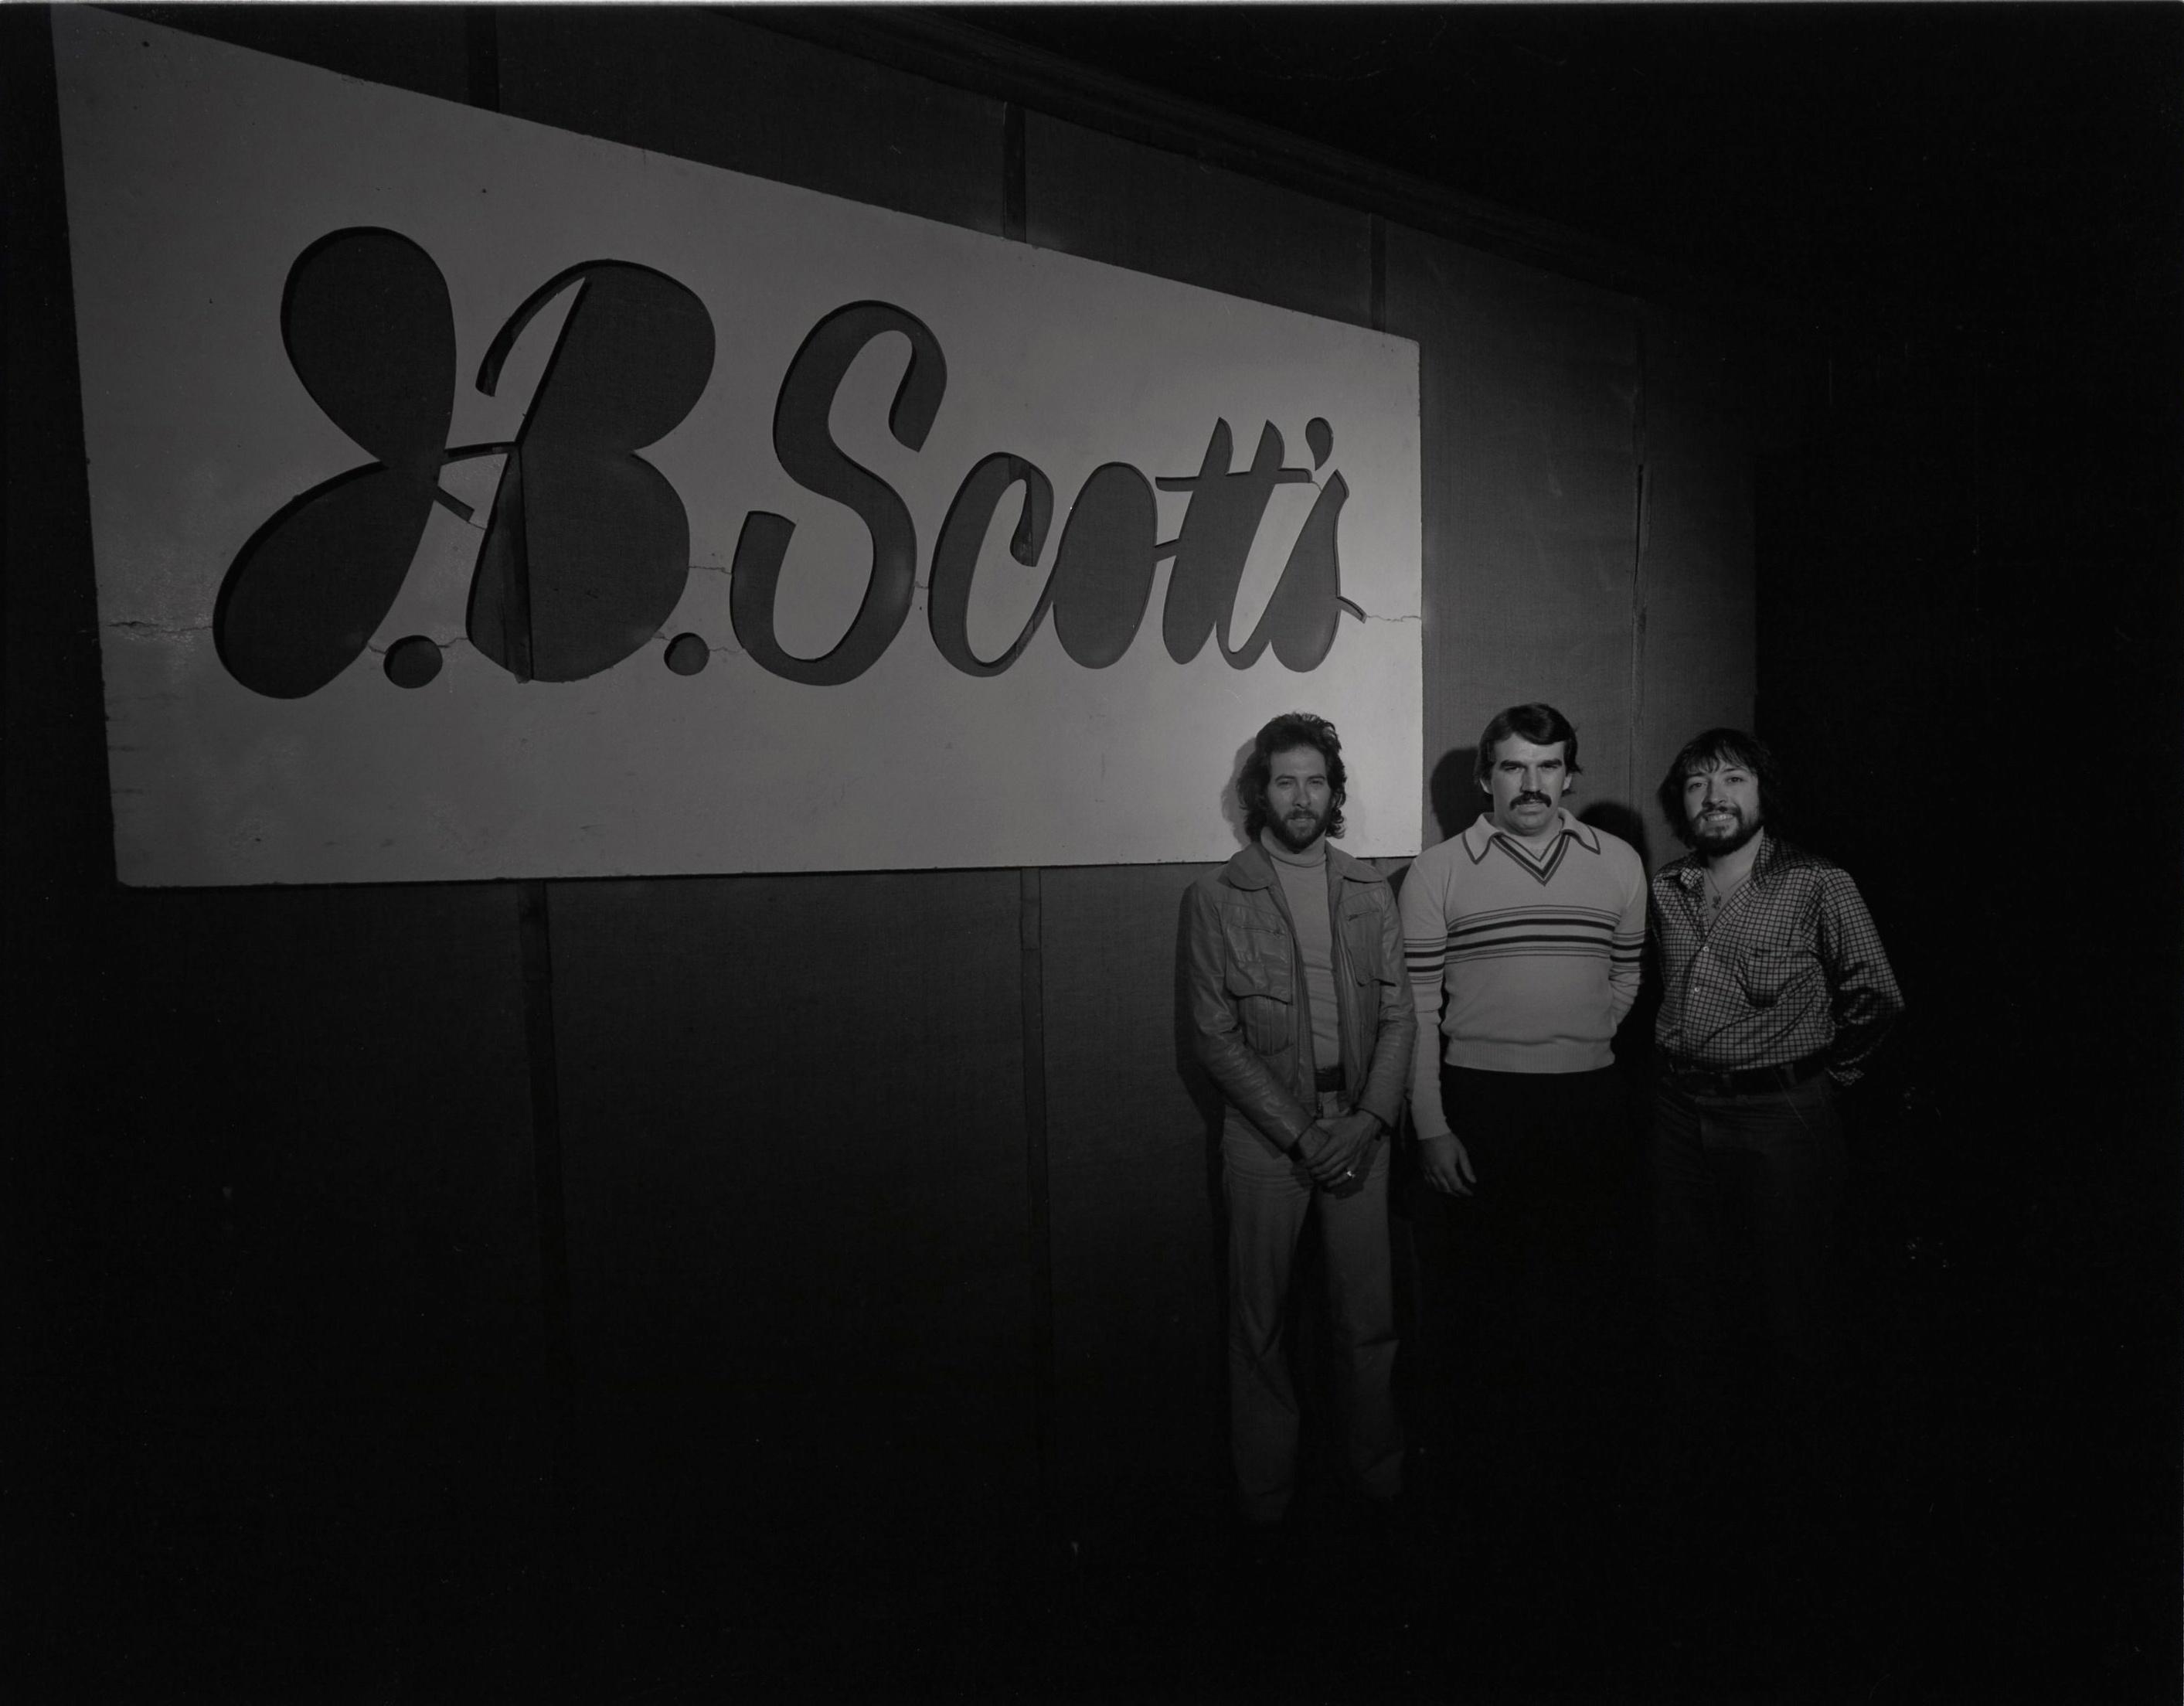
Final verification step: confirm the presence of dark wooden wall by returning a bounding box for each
[10,9,1764,1696]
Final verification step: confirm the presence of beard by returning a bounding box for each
[1691,804,1762,854]
[1266,803,1328,853]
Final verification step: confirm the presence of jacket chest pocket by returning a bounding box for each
[1223,947,1294,1057]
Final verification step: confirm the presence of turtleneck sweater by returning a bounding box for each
[1260,828,1342,1077]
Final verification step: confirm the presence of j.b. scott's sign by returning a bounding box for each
[55,12,1421,884]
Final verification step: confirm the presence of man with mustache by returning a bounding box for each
[1396,701,1647,1571]
[1646,727,1902,1623]
[1185,712,1416,1535]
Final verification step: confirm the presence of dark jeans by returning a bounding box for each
[1413,1065,1637,1551]
[1646,1070,1847,1592]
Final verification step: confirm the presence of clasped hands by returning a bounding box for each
[1293,1109,1383,1192]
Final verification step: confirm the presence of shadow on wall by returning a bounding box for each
[1184,734,1266,1355]
[1173,870,1233,1468]
[1192,734,1253,1323]
[1578,800,1652,877]
[1218,734,1254,846]
[1428,746,1482,843]
[1579,799,1661,1098]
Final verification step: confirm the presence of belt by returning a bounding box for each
[1660,1051,1829,1098]
[1312,1064,1345,1093]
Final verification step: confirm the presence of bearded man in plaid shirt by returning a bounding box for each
[1645,726,1903,1619]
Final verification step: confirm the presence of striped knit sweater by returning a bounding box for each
[1398,809,1645,1137]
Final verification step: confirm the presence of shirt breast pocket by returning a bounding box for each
[1736,947,1818,1009]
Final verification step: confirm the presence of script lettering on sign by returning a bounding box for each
[216,232,1361,699]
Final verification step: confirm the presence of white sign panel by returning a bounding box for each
[54,12,1422,884]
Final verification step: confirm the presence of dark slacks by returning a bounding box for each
[1413,1064,1638,1551]
[1645,1070,1847,1592]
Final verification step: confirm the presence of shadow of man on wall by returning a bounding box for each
[1427,744,1481,844]
[1167,736,1257,1530]
[1578,799,1660,1112]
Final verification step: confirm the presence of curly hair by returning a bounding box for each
[1656,727,1788,846]
[1238,712,1348,841]
[1473,703,1581,787]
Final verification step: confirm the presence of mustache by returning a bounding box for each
[1513,792,1551,806]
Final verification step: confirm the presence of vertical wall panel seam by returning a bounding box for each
[1007,96,1053,1541]
[1628,305,1650,809]
[470,13,578,1667]
[1369,214,1386,332]
[466,0,571,1465]
[515,877,578,1677]
[464,5,501,114]
[1017,867,1060,1542]
[1003,102,1028,243]
[516,884,575,1384]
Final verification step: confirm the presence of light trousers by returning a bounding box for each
[1223,1093,1403,1523]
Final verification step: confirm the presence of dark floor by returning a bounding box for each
[601,1048,2177,1706]
[22,1020,2177,1705]
[573,1120,2178,1706]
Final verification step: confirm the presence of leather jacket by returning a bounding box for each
[1185,839,1416,1150]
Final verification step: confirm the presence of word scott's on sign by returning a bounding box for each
[216,229,1359,699]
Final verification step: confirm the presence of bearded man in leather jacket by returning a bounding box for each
[1185,711,1416,1528]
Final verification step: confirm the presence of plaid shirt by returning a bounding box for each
[1650,830,1903,1085]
